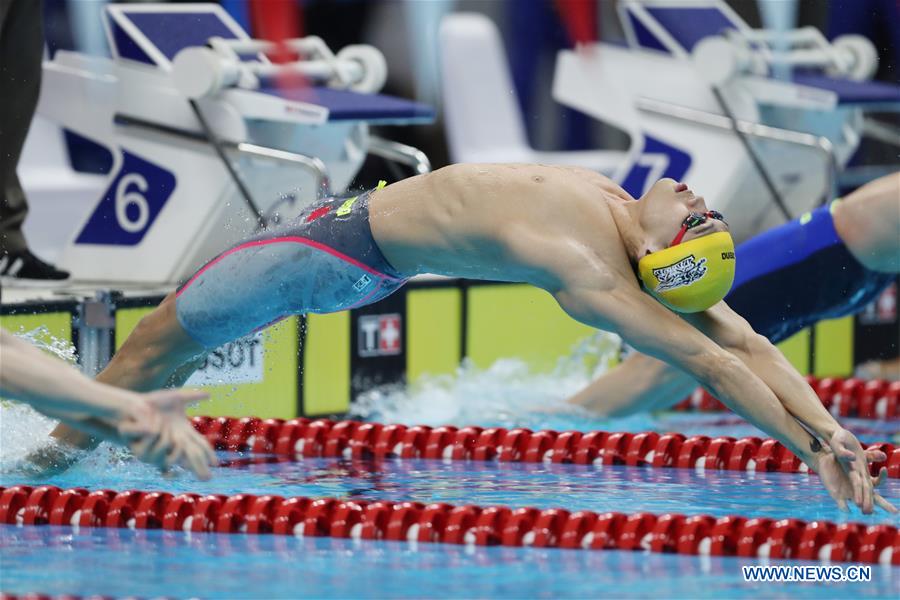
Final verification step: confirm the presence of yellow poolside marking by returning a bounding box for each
[304,311,351,415]
[407,287,462,380]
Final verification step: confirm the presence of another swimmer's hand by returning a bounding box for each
[118,389,217,480]
[815,444,897,514]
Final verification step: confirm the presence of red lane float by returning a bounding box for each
[674,376,899,421]
[192,416,899,479]
[1,485,895,565]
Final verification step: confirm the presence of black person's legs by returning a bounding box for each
[0,0,42,255]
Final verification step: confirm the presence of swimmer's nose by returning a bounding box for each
[674,182,688,193]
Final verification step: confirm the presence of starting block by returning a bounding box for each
[552,0,900,242]
[35,3,434,285]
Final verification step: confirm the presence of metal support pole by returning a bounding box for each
[74,291,116,376]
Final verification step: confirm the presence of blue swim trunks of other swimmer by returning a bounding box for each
[175,183,407,349]
[726,202,894,344]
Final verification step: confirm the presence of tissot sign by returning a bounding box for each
[357,313,402,357]
[186,332,264,386]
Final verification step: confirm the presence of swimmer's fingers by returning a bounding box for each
[870,467,898,514]
[143,426,174,470]
[864,448,887,463]
[170,421,215,480]
[874,492,898,515]
[829,429,864,465]
[202,434,218,467]
[837,447,857,462]
[195,427,218,477]
[169,389,209,413]
[860,467,875,514]
[178,417,216,467]
[848,469,873,514]
[825,485,850,512]
[817,453,852,512]
[129,433,160,463]
[182,436,213,481]
[144,389,209,415]
[165,443,184,470]
[117,419,145,438]
[873,466,888,488]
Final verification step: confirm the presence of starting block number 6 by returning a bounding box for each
[115,173,150,233]
[75,149,177,246]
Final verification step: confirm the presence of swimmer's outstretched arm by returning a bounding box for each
[554,283,893,513]
[679,302,895,513]
[567,352,694,416]
[1,329,216,479]
[679,304,841,438]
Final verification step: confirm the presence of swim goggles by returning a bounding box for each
[670,210,727,247]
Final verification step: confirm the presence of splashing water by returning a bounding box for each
[350,331,631,430]
[0,328,97,474]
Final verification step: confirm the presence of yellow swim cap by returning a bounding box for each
[638,231,736,313]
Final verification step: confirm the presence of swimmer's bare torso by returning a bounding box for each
[370,164,638,294]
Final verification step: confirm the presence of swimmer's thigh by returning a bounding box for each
[175,239,378,349]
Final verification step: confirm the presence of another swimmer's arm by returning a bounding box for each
[567,353,696,416]
[2,329,216,479]
[553,286,824,468]
[0,329,141,424]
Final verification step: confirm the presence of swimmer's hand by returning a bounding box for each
[816,441,897,514]
[827,429,882,513]
[118,389,218,481]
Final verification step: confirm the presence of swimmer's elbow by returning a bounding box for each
[748,332,778,357]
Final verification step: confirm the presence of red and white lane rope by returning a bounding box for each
[0,485,897,565]
[675,377,899,421]
[190,417,900,479]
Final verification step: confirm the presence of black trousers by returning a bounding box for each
[0,0,43,254]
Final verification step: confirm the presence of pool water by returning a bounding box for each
[1,524,896,599]
[1,353,898,599]
[1,448,898,599]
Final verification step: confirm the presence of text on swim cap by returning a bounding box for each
[652,255,708,292]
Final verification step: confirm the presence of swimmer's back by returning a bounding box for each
[369,164,630,284]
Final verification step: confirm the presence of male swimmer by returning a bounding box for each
[51,164,893,513]
[1,329,216,478]
[568,172,899,417]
